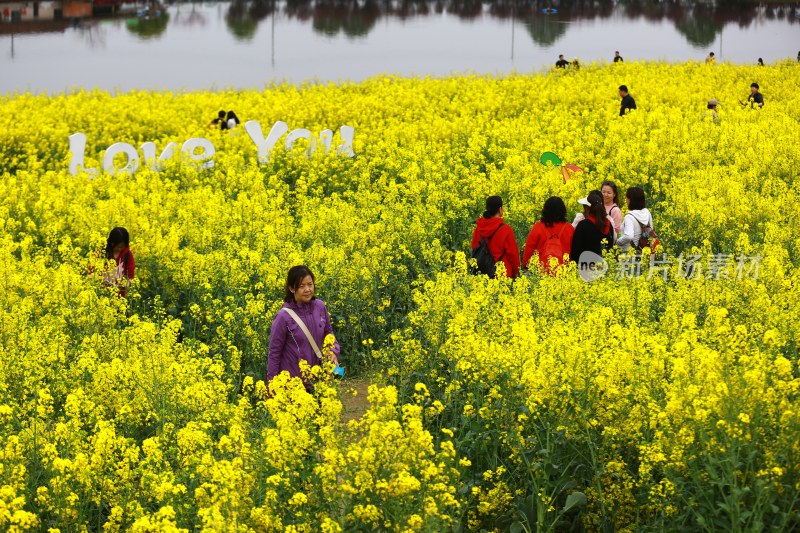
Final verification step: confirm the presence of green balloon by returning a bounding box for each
[540,151,562,166]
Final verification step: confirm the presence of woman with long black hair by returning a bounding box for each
[522,196,574,273]
[571,190,615,267]
[226,110,241,129]
[601,180,622,235]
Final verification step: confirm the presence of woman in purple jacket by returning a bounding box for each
[267,265,340,387]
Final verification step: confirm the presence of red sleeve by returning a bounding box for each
[504,226,520,278]
[125,251,135,279]
[523,223,542,268]
[560,224,575,262]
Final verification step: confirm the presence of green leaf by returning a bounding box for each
[562,491,587,513]
[510,521,525,533]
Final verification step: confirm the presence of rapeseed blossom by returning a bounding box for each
[1,62,799,530]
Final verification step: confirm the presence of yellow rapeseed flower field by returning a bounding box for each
[1,61,799,531]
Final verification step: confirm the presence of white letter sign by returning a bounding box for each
[102,142,139,176]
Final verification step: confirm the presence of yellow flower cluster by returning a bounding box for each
[1,61,799,530]
[383,257,800,530]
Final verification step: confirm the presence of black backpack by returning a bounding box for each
[471,223,505,277]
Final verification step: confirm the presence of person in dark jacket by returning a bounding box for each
[209,110,227,129]
[571,190,615,269]
[619,85,637,116]
[267,265,340,388]
[740,82,764,108]
[471,195,521,278]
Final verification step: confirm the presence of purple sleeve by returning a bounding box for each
[267,310,287,382]
[321,301,340,359]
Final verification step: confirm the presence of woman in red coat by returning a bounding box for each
[471,196,520,278]
[523,196,575,273]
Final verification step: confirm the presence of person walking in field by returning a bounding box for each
[267,265,340,389]
[613,51,623,63]
[571,191,615,265]
[471,196,520,278]
[523,196,574,273]
[706,51,715,64]
[556,54,569,68]
[618,85,636,116]
[740,82,764,108]
[616,187,657,254]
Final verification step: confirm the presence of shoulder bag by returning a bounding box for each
[282,308,323,362]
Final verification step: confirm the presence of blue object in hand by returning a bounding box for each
[332,365,345,378]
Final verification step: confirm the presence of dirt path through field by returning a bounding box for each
[339,378,372,423]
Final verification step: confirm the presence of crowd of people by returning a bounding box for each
[95,50,796,388]
[471,181,657,278]
[555,50,781,117]
[616,81,764,119]
[97,187,655,389]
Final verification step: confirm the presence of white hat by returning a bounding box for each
[577,196,591,207]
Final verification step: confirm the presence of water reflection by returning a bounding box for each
[76,20,108,47]
[2,0,797,48]
[2,0,798,92]
[303,0,380,38]
[127,11,170,39]
[225,0,798,46]
[524,13,567,47]
[226,0,274,40]
[172,3,208,26]
[675,8,721,48]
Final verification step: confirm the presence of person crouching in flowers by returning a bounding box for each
[267,265,340,390]
[93,227,135,297]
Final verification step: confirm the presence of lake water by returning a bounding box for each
[1,0,799,94]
